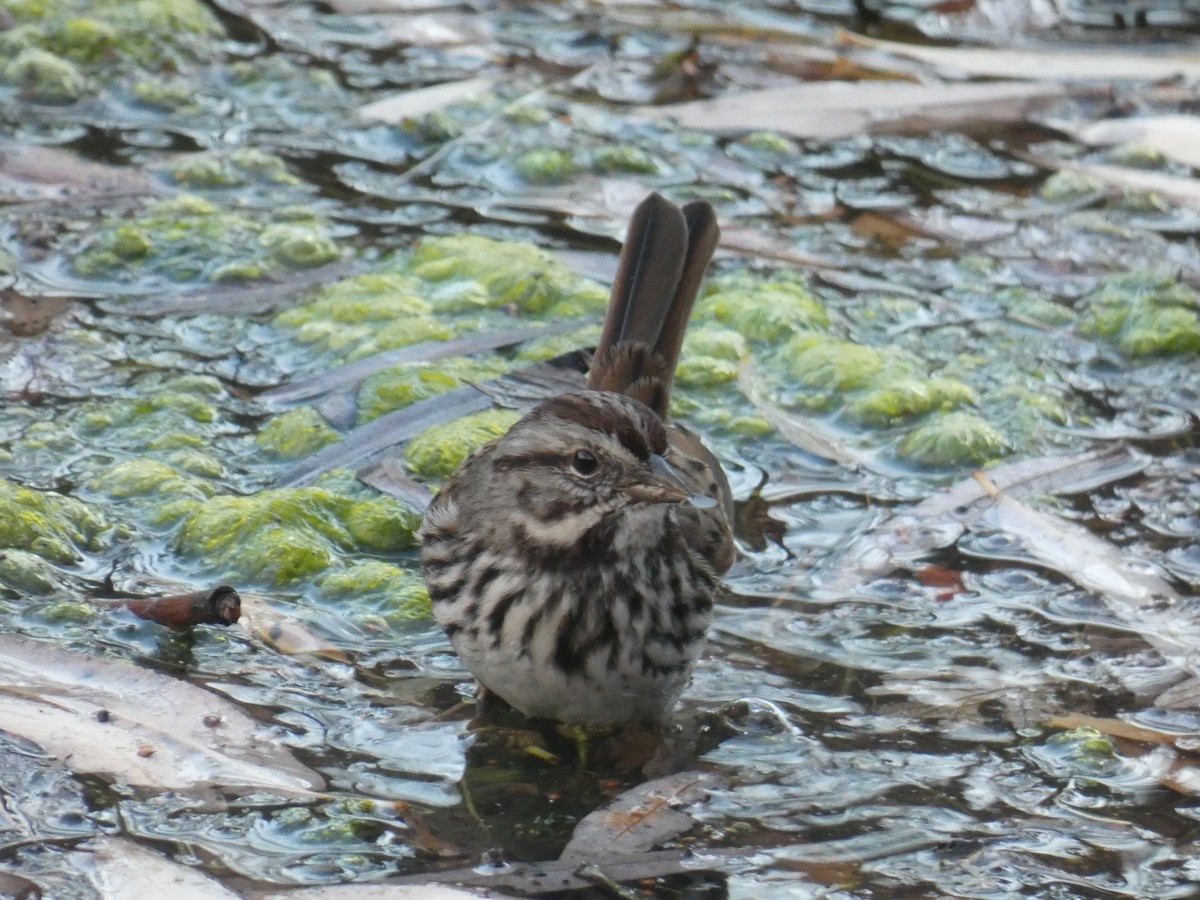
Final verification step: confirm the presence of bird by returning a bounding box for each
[420,192,734,726]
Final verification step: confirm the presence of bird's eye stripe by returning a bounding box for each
[493,451,566,471]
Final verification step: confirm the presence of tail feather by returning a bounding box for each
[586,193,719,419]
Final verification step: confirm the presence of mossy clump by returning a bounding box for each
[514,148,581,184]
[1,48,87,102]
[846,377,978,427]
[0,479,112,564]
[0,0,221,78]
[1000,289,1075,328]
[91,458,215,500]
[739,131,797,156]
[73,194,341,284]
[171,148,301,189]
[276,272,432,327]
[75,389,219,437]
[174,485,421,585]
[698,274,829,342]
[87,458,217,528]
[406,234,607,317]
[275,270,457,359]
[785,334,894,395]
[317,561,432,624]
[256,408,341,461]
[896,411,1008,466]
[676,325,745,389]
[1037,170,1104,203]
[0,549,67,595]
[590,146,658,175]
[1033,727,1120,779]
[356,359,507,425]
[1079,273,1200,356]
[405,408,521,480]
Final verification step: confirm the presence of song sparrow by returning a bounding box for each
[420,193,734,725]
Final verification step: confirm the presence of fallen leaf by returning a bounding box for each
[637,80,1074,140]
[816,444,1149,595]
[1047,712,1189,747]
[1029,154,1200,213]
[239,594,352,661]
[975,471,1179,610]
[0,141,156,203]
[0,633,324,794]
[1065,114,1200,171]
[81,837,242,900]
[560,771,727,859]
[840,30,1200,81]
[262,323,576,406]
[738,361,880,471]
[359,77,498,124]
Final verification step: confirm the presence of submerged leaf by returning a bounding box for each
[561,771,727,859]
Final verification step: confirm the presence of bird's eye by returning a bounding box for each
[571,449,599,476]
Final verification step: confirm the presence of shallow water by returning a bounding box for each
[1,0,1199,896]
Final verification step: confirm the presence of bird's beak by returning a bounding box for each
[622,454,719,509]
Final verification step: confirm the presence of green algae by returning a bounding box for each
[740,131,797,156]
[676,328,744,389]
[514,148,581,184]
[407,234,607,317]
[698,274,829,342]
[1079,273,1200,356]
[36,599,98,624]
[0,479,112,564]
[405,408,521,480]
[0,0,221,88]
[257,408,342,461]
[74,194,341,284]
[92,458,215,499]
[171,149,301,189]
[260,223,341,269]
[174,484,420,586]
[1036,727,1119,779]
[785,335,897,395]
[999,288,1075,328]
[276,273,432,326]
[317,561,431,624]
[1037,169,1104,203]
[0,549,66,595]
[591,146,658,175]
[846,377,978,427]
[273,234,607,370]
[1,47,86,102]
[896,411,1008,466]
[357,358,510,425]
[76,390,218,433]
[88,458,219,529]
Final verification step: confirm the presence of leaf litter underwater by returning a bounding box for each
[1,0,1200,896]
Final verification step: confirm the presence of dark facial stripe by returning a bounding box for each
[537,393,666,459]
[493,451,565,472]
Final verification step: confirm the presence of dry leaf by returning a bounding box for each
[1031,155,1200,213]
[1065,115,1200,171]
[359,77,497,124]
[238,594,352,661]
[560,771,727,859]
[841,30,1200,81]
[0,633,324,793]
[82,837,242,900]
[638,80,1071,140]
